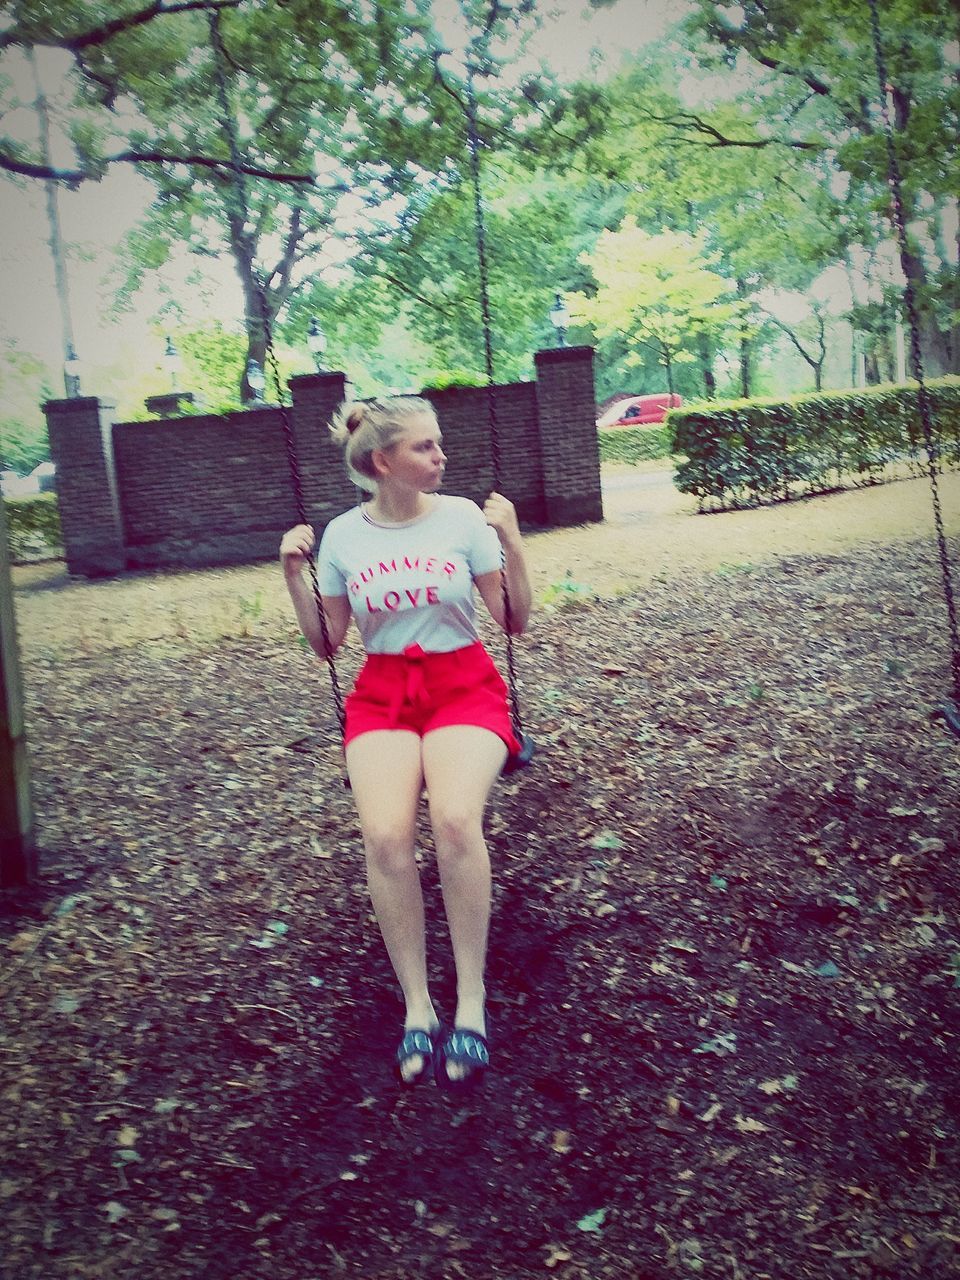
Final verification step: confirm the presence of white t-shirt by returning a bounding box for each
[316,495,503,654]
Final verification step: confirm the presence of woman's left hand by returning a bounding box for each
[483,491,521,546]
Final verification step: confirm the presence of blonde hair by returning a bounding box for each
[330,396,437,491]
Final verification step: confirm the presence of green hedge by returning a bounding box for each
[420,370,487,390]
[4,493,62,561]
[598,423,674,464]
[671,377,960,510]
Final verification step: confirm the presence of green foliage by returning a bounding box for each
[361,164,592,386]
[174,324,248,414]
[568,221,744,392]
[8,0,956,409]
[4,493,61,560]
[672,377,960,510]
[0,345,53,474]
[81,0,543,398]
[420,370,488,391]
[598,424,674,464]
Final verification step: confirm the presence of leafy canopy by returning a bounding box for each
[568,219,744,381]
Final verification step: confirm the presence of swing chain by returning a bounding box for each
[260,299,348,737]
[464,66,525,740]
[209,5,346,736]
[867,0,960,706]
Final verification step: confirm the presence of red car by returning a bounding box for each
[597,393,682,428]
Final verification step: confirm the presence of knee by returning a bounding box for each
[430,806,484,861]
[363,828,416,877]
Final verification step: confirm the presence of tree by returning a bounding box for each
[679,0,959,376]
[25,48,79,398]
[3,2,546,400]
[550,46,852,395]
[762,304,830,392]
[348,163,597,384]
[0,1,257,186]
[567,220,744,395]
[106,1,554,400]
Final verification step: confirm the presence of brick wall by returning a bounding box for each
[45,351,602,577]
[112,372,352,569]
[422,382,545,522]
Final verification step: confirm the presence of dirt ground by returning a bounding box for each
[2,467,959,1279]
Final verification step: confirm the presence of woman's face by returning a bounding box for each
[380,415,447,491]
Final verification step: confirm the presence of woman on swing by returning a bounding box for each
[279,395,532,1089]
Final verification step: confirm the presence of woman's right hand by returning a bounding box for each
[279,524,315,575]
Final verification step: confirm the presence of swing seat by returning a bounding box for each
[935,701,960,741]
[502,733,535,776]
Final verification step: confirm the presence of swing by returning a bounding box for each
[867,0,960,740]
[209,8,534,770]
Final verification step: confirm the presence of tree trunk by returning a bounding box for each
[938,202,960,373]
[696,332,716,399]
[242,306,268,402]
[28,49,77,397]
[886,83,952,377]
[210,6,266,406]
[737,278,751,397]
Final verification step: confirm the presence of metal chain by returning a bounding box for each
[209,8,346,735]
[867,0,960,704]
[261,304,347,735]
[464,68,525,739]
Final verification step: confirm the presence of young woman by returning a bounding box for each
[279,396,532,1089]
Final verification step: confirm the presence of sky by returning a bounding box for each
[0,0,693,398]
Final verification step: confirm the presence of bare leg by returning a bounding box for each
[346,730,437,1080]
[422,726,507,1080]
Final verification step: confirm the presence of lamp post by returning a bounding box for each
[549,293,570,348]
[144,333,197,417]
[163,335,182,391]
[307,316,327,372]
[246,357,266,403]
[63,343,82,398]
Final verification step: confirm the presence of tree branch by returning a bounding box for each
[707,18,832,98]
[706,17,870,134]
[644,109,820,152]
[267,206,303,298]
[761,308,825,373]
[0,0,241,53]
[367,267,461,319]
[0,145,316,187]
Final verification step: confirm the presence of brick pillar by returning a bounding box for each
[44,397,124,576]
[534,345,603,526]
[288,372,356,525]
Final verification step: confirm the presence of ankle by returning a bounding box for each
[454,989,486,1033]
[403,997,438,1032]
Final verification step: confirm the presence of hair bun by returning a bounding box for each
[346,405,365,435]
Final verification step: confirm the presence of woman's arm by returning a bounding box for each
[475,493,533,634]
[279,524,352,657]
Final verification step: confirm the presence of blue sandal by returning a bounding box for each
[435,1026,491,1091]
[395,1026,441,1087]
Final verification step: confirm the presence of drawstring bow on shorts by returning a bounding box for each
[387,644,429,727]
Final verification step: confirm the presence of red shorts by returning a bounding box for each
[344,641,521,755]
